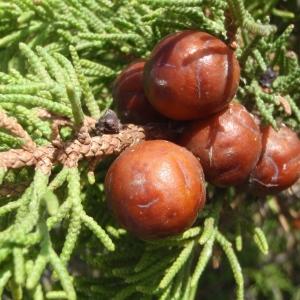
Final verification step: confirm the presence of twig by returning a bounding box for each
[0,120,174,174]
[0,110,35,150]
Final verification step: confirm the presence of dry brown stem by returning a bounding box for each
[225,8,238,50]
[0,181,30,197]
[0,119,172,174]
[0,110,35,150]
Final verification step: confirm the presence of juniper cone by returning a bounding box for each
[0,1,299,300]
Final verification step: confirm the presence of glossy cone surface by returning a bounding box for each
[179,103,262,186]
[250,125,300,193]
[105,140,206,240]
[113,60,164,124]
[144,30,240,120]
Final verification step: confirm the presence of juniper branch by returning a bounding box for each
[0,121,174,173]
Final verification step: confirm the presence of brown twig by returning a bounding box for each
[0,119,174,174]
[0,181,31,197]
[225,8,238,50]
[0,110,35,150]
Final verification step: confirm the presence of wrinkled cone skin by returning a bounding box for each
[144,30,240,120]
[179,103,262,187]
[113,60,165,124]
[105,140,206,240]
[250,125,300,194]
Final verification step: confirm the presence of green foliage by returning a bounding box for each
[0,0,298,299]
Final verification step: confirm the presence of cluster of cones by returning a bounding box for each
[104,30,300,239]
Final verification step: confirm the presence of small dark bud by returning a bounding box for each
[259,68,277,88]
[95,109,122,135]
